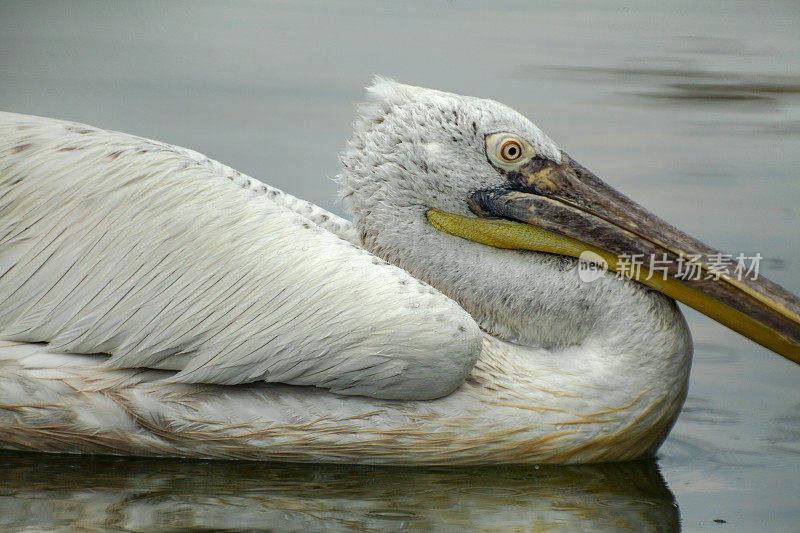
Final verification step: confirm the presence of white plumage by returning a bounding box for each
[0,111,480,400]
[0,80,698,464]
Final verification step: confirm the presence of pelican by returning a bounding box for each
[0,79,797,464]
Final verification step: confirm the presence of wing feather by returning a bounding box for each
[0,111,481,400]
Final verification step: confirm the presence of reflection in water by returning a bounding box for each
[0,452,678,532]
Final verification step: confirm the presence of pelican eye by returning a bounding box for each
[486,133,533,169]
[500,140,522,161]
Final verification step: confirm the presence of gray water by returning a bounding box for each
[1,1,798,531]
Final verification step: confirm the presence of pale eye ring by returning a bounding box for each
[499,139,523,161]
[486,132,532,167]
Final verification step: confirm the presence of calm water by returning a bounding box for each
[1,1,799,531]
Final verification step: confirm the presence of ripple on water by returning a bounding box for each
[525,64,800,104]
[660,434,769,477]
[679,397,739,426]
[692,342,739,365]
[766,404,800,456]
[364,509,420,520]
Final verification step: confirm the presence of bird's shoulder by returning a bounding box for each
[0,111,482,400]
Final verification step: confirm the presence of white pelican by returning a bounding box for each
[0,79,797,464]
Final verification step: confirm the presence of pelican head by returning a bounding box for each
[339,77,800,364]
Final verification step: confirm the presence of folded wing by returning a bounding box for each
[0,112,481,400]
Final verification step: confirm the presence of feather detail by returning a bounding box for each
[0,111,482,400]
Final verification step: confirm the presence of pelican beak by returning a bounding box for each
[426,153,800,364]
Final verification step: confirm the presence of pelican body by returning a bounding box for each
[0,79,797,464]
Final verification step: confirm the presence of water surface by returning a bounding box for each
[1,1,798,531]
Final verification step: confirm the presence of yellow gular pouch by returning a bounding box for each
[426,208,800,362]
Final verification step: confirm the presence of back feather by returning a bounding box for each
[0,112,482,400]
